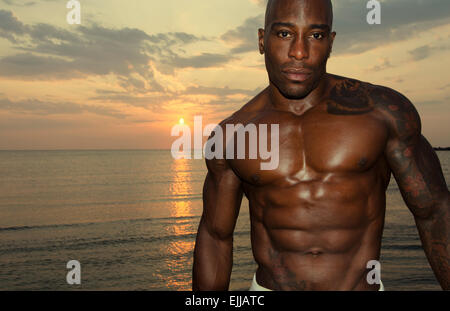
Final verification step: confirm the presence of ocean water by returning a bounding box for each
[0,150,448,291]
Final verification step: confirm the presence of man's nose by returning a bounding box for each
[288,36,309,60]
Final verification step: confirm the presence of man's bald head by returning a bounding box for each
[258,0,336,100]
[264,0,334,29]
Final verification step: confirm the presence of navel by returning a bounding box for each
[306,250,323,258]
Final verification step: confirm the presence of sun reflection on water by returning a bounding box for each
[164,158,197,290]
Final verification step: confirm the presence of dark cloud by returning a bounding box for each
[222,0,450,56]
[331,0,450,55]
[221,15,262,54]
[409,45,433,61]
[0,10,224,92]
[408,44,450,61]
[0,53,80,79]
[27,22,82,43]
[0,9,26,42]
[0,19,164,92]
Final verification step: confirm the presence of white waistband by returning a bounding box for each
[249,274,385,291]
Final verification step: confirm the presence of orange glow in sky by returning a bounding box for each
[0,0,449,150]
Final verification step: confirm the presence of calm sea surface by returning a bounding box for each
[0,150,448,291]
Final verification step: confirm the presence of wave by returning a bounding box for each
[381,244,423,251]
[0,195,203,210]
[0,215,202,232]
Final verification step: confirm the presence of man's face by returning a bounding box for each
[259,0,336,100]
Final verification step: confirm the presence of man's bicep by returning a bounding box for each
[202,158,244,240]
[380,89,447,217]
[385,109,448,218]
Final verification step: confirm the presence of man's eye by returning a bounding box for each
[278,31,291,38]
[311,33,324,40]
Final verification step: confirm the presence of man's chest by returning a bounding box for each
[226,107,388,186]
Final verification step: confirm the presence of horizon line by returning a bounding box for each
[1,147,450,152]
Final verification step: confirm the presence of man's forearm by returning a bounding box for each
[415,194,450,290]
[192,224,233,291]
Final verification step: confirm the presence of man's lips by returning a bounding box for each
[282,68,312,82]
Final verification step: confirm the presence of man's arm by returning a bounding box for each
[192,152,244,291]
[382,89,450,289]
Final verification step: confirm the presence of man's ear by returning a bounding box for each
[258,28,265,54]
[329,31,336,55]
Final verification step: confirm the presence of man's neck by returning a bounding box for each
[268,73,330,115]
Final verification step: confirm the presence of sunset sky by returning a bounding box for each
[0,0,449,150]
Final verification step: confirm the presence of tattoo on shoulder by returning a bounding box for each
[326,78,374,115]
[370,86,421,140]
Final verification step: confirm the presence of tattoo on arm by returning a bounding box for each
[380,90,446,215]
[380,88,450,289]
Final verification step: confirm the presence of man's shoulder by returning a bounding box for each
[328,74,419,119]
[366,80,421,129]
[329,74,406,102]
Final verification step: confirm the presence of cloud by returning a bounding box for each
[90,91,173,110]
[86,83,265,124]
[0,53,80,79]
[225,0,450,56]
[90,84,264,114]
[409,45,433,61]
[166,53,236,69]
[0,96,128,119]
[0,9,26,42]
[365,57,394,72]
[1,0,37,7]
[408,44,450,61]
[221,15,263,54]
[0,14,159,92]
[0,10,222,93]
[332,0,450,55]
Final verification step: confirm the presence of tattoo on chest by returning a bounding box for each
[327,79,374,115]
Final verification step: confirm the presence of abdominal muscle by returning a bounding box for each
[246,178,386,291]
